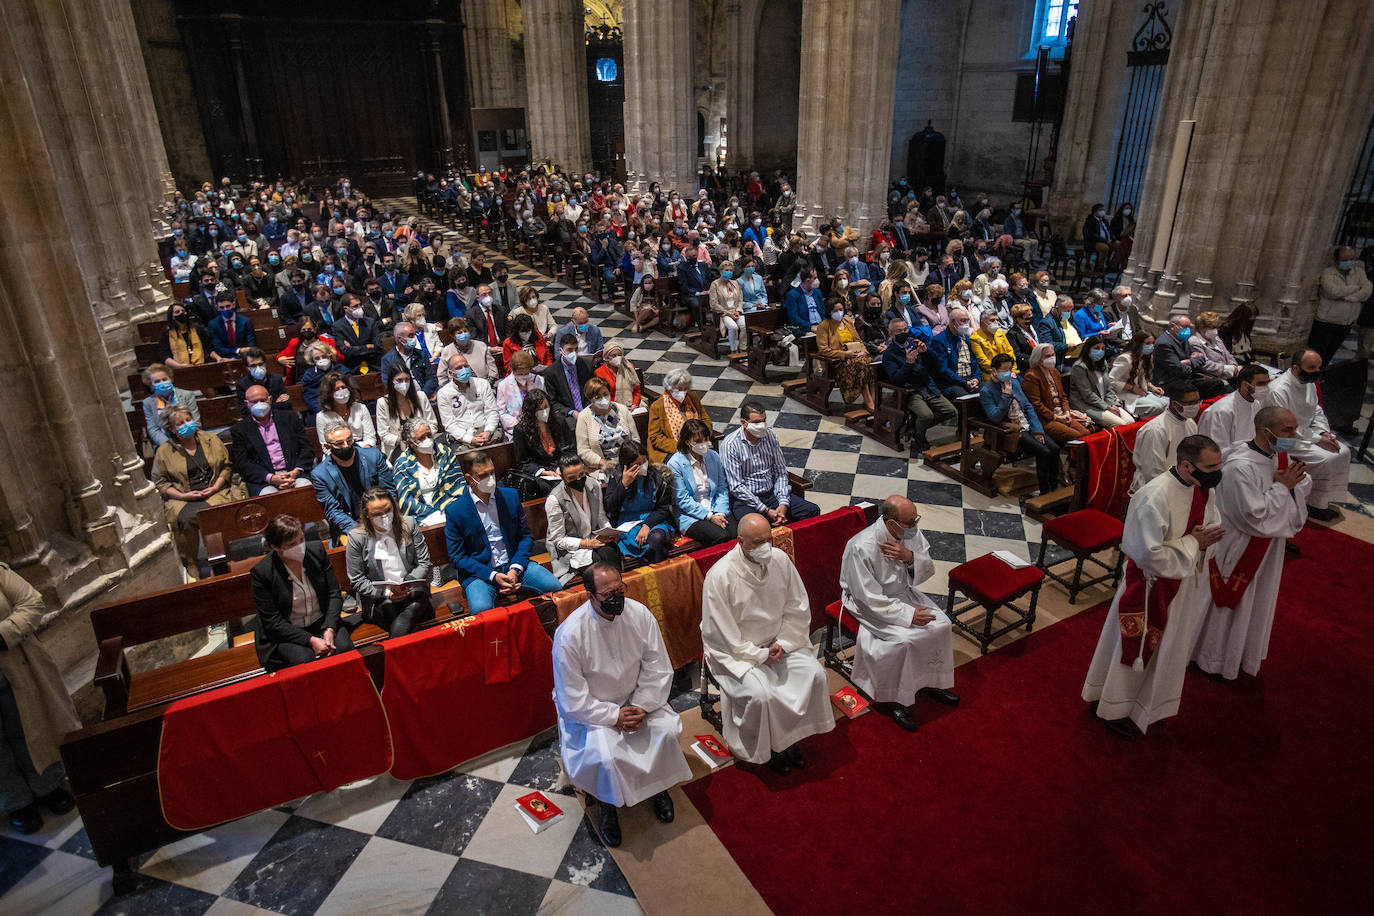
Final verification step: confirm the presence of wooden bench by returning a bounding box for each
[128,360,243,401]
[922,393,1023,497]
[733,307,788,383]
[137,320,165,344]
[781,338,837,415]
[200,482,328,576]
[844,377,910,451]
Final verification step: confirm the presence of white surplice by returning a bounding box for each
[701,544,835,763]
[839,519,954,704]
[1266,370,1350,510]
[1082,469,1219,732]
[1191,441,1311,679]
[1197,390,1264,454]
[1130,409,1197,494]
[552,598,692,807]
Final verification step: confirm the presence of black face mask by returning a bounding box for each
[597,592,626,617]
[172,313,188,324]
[565,476,587,492]
[894,331,910,345]
[1191,467,1222,490]
[331,445,356,463]
[1298,369,1321,384]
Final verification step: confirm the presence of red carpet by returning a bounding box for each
[682,524,1374,915]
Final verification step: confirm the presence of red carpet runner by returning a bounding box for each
[682,524,1373,914]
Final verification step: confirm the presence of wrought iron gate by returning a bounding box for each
[1336,113,1374,249]
[1105,2,1173,213]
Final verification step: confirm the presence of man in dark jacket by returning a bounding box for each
[1153,315,1227,398]
[232,385,314,496]
[880,318,957,454]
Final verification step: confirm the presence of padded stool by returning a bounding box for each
[821,599,860,679]
[945,553,1046,654]
[1035,509,1124,603]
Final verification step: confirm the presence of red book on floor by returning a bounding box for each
[831,685,871,718]
[694,734,731,759]
[515,791,564,834]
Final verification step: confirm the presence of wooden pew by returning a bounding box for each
[921,393,1022,497]
[128,360,244,400]
[134,342,161,367]
[845,377,910,451]
[781,337,837,415]
[137,320,165,344]
[196,395,243,431]
[732,307,788,383]
[199,481,328,576]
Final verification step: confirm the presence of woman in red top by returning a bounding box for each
[501,312,553,371]
[274,317,342,384]
[594,342,642,408]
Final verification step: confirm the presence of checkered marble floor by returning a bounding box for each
[6,203,1373,915]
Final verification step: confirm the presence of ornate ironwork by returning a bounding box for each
[586,15,622,45]
[1128,1,1172,64]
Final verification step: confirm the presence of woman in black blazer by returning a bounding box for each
[251,515,354,672]
[1007,303,1041,374]
[511,389,572,497]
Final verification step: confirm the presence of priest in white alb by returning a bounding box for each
[1192,407,1311,680]
[838,495,958,732]
[701,513,834,774]
[552,562,691,848]
[1265,350,1350,523]
[1083,434,1225,738]
[1130,381,1200,494]
[1198,364,1270,453]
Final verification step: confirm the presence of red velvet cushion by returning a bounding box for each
[825,600,859,636]
[949,553,1045,604]
[1041,509,1125,553]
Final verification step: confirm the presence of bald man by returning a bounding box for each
[839,496,958,731]
[230,384,313,495]
[1192,406,1311,680]
[701,514,834,774]
[1265,350,1350,522]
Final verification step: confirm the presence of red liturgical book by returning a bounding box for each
[692,734,733,768]
[831,686,871,718]
[515,792,564,833]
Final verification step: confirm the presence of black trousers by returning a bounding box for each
[268,619,356,670]
[1307,319,1350,367]
[685,516,738,546]
[1018,431,1061,494]
[367,595,435,637]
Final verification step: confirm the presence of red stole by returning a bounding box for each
[1118,482,1208,666]
[1208,452,1287,609]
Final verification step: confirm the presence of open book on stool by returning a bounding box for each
[515,791,565,834]
[831,685,871,718]
[692,734,733,769]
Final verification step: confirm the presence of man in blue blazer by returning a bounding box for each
[444,449,562,614]
[310,426,396,538]
[783,269,825,334]
[206,292,256,359]
[928,307,982,401]
[979,353,1060,495]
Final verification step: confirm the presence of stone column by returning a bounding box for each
[792,0,900,243]
[465,0,520,108]
[424,19,459,173]
[1126,0,1374,351]
[723,0,762,171]
[523,0,591,174]
[623,0,697,194]
[0,4,180,691]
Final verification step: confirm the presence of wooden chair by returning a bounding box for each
[821,599,859,680]
[945,553,1046,654]
[845,377,908,451]
[922,393,1022,498]
[781,338,837,414]
[733,307,787,383]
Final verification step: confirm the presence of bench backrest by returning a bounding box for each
[138,320,166,343]
[198,395,243,430]
[200,483,328,569]
[129,360,244,400]
[91,572,252,648]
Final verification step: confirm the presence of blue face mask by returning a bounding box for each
[1272,435,1296,452]
[1178,327,1191,341]
[455,332,470,344]
[1142,344,1155,355]
[1338,260,1354,270]
[899,293,912,305]
[219,308,236,321]
[1089,348,1105,361]
[722,270,733,280]
[454,367,473,383]
[576,323,589,333]
[154,380,175,396]
[175,420,198,438]
[997,370,1013,382]
[1092,305,1102,314]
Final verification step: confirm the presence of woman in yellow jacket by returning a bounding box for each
[969,308,1016,381]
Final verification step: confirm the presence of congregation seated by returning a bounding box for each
[880,318,957,454]
[511,389,573,497]
[345,487,435,636]
[232,386,313,496]
[1071,294,1111,339]
[435,353,501,450]
[154,404,237,580]
[235,347,289,411]
[1153,315,1227,399]
[816,297,877,411]
[1082,203,1117,263]
[545,454,622,585]
[979,354,1061,495]
[553,306,604,356]
[377,367,437,457]
[737,254,768,310]
[1266,350,1352,522]
[839,496,959,731]
[140,363,199,448]
[381,321,439,399]
[1069,336,1133,428]
[666,418,737,547]
[251,514,354,673]
[436,317,499,385]
[928,306,982,400]
[206,293,255,359]
[310,425,395,538]
[604,442,676,565]
[1131,381,1201,494]
[316,370,378,449]
[969,307,1014,382]
[1020,344,1092,444]
[1109,330,1168,420]
[157,302,217,369]
[576,377,639,475]
[1188,311,1240,385]
[333,294,383,373]
[443,448,562,614]
[495,350,546,435]
[646,367,711,463]
[701,514,834,775]
[393,417,465,526]
[720,401,819,524]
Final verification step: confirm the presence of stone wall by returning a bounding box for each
[130,0,212,193]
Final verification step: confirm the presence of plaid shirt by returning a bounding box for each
[720,427,790,512]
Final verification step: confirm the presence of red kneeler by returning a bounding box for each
[945,554,1046,654]
[821,600,859,679]
[1035,508,1124,604]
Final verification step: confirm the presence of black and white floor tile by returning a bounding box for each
[7,201,1373,914]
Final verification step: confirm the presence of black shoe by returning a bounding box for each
[909,440,929,457]
[597,802,622,848]
[9,803,42,834]
[784,745,806,770]
[651,791,675,824]
[888,704,918,732]
[38,787,75,816]
[1105,717,1139,741]
[921,687,961,707]
[1307,505,1340,523]
[767,751,792,775]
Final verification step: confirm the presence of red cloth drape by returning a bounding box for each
[158,652,392,831]
[382,601,556,780]
[1081,420,1147,518]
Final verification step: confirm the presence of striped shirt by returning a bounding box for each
[720,427,790,512]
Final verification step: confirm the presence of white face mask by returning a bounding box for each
[315,357,332,370]
[537,408,551,423]
[747,543,772,565]
[830,311,845,322]
[472,474,496,494]
[372,512,393,532]
[670,388,688,403]
[1180,404,1200,420]
[394,380,410,395]
[480,295,493,306]
[691,441,710,456]
[593,396,612,411]
[280,542,305,563]
[332,387,351,404]
[1041,355,1056,370]
[514,373,532,386]
[414,436,435,454]
[745,420,768,437]
[608,355,623,368]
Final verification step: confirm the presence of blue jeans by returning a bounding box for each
[464,562,563,615]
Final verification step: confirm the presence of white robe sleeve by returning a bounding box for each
[1132,419,1170,487]
[628,612,674,712]
[1124,487,1201,580]
[1220,461,1311,538]
[773,555,814,654]
[552,635,622,728]
[701,566,770,670]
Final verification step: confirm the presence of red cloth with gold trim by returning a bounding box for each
[1117,483,1208,666]
[1208,453,1287,608]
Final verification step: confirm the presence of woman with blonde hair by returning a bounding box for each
[1190,310,1240,382]
[816,296,877,411]
[515,283,556,338]
[154,404,237,579]
[709,258,746,352]
[1031,270,1057,320]
[878,259,911,311]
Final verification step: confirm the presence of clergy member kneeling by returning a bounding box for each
[1192,406,1311,680]
[1082,435,1225,739]
[839,495,959,731]
[552,562,691,848]
[701,514,835,774]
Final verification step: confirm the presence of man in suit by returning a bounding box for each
[445,449,563,615]
[553,307,604,355]
[333,293,382,373]
[1153,315,1226,398]
[234,348,290,410]
[784,269,825,335]
[310,425,396,538]
[232,385,314,495]
[206,292,256,359]
[546,334,593,424]
[676,249,712,323]
[466,285,509,351]
[928,307,982,401]
[251,516,354,673]
[840,247,875,295]
[1035,294,1078,365]
[376,252,412,305]
[381,321,439,398]
[278,270,311,324]
[1082,203,1116,263]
